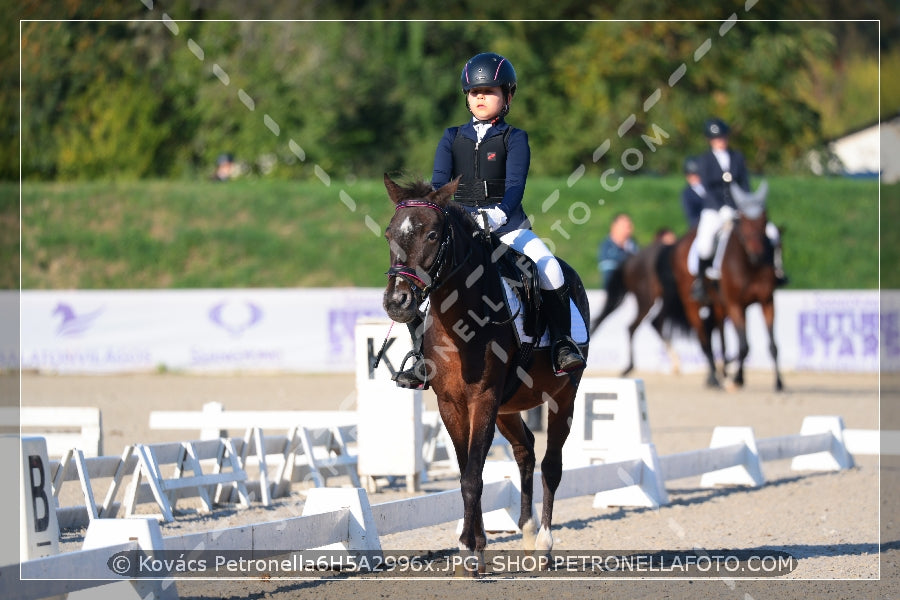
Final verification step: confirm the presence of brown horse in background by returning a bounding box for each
[667,182,784,391]
[381,175,590,572]
[589,240,692,375]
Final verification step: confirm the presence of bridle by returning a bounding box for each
[386,200,461,306]
[733,209,768,265]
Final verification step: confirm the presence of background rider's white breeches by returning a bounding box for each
[766,221,780,245]
[498,228,565,290]
[695,208,722,260]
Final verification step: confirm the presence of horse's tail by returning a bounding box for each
[589,264,628,335]
[655,244,692,338]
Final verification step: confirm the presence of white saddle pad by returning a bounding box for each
[503,279,588,348]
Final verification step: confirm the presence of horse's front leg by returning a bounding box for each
[699,315,720,388]
[455,398,499,572]
[761,298,783,391]
[496,413,537,550]
[537,393,575,555]
[728,308,749,388]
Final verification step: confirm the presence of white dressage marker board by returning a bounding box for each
[354,318,423,492]
[15,436,60,560]
[565,377,653,466]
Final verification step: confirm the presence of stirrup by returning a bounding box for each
[551,337,585,375]
[691,277,709,302]
[392,350,428,390]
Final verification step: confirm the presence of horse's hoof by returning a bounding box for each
[454,564,481,578]
[454,561,487,578]
[454,550,487,577]
[706,377,721,389]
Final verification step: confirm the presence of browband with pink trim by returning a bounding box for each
[394,200,445,213]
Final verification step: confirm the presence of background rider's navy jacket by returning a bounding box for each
[681,184,705,229]
[697,148,750,211]
[432,119,531,236]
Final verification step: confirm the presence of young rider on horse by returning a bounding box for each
[692,118,788,302]
[394,52,586,389]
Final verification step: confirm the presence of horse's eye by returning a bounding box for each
[427,231,439,241]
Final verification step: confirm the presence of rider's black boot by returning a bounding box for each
[691,258,713,303]
[542,284,586,375]
[773,245,789,287]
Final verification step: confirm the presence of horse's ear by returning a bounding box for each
[384,173,404,205]
[428,176,460,207]
[731,180,767,219]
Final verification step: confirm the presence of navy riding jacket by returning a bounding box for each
[431,119,531,235]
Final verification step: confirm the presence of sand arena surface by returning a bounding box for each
[18,369,897,599]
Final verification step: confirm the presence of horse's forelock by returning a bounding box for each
[384,174,435,205]
[385,176,476,234]
[401,180,436,201]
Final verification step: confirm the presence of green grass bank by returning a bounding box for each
[12,175,888,290]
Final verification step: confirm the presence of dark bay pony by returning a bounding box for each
[588,240,691,375]
[667,182,784,391]
[381,174,589,569]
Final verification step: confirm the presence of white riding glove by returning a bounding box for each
[478,207,508,232]
[718,205,736,223]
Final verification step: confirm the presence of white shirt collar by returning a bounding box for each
[712,148,731,172]
[472,119,492,142]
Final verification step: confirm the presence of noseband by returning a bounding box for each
[386,200,454,305]
[734,211,767,264]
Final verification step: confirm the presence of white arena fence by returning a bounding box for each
[43,424,362,530]
[0,407,102,457]
[11,288,899,374]
[3,411,893,599]
[41,403,500,531]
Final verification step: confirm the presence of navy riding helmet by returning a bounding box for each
[704,118,731,139]
[683,156,701,175]
[460,52,517,117]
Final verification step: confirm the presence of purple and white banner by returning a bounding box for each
[15,289,384,374]
[9,289,899,374]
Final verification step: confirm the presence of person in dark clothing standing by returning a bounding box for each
[597,212,638,287]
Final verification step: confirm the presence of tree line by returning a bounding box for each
[7,0,894,181]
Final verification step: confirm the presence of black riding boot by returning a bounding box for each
[393,315,428,389]
[691,258,713,303]
[541,284,586,375]
[774,245,789,287]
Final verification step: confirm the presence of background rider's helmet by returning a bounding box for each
[683,156,701,175]
[704,118,731,139]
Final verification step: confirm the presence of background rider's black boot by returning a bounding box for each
[774,246,790,287]
[691,258,713,302]
[394,315,427,389]
[541,284,586,374]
